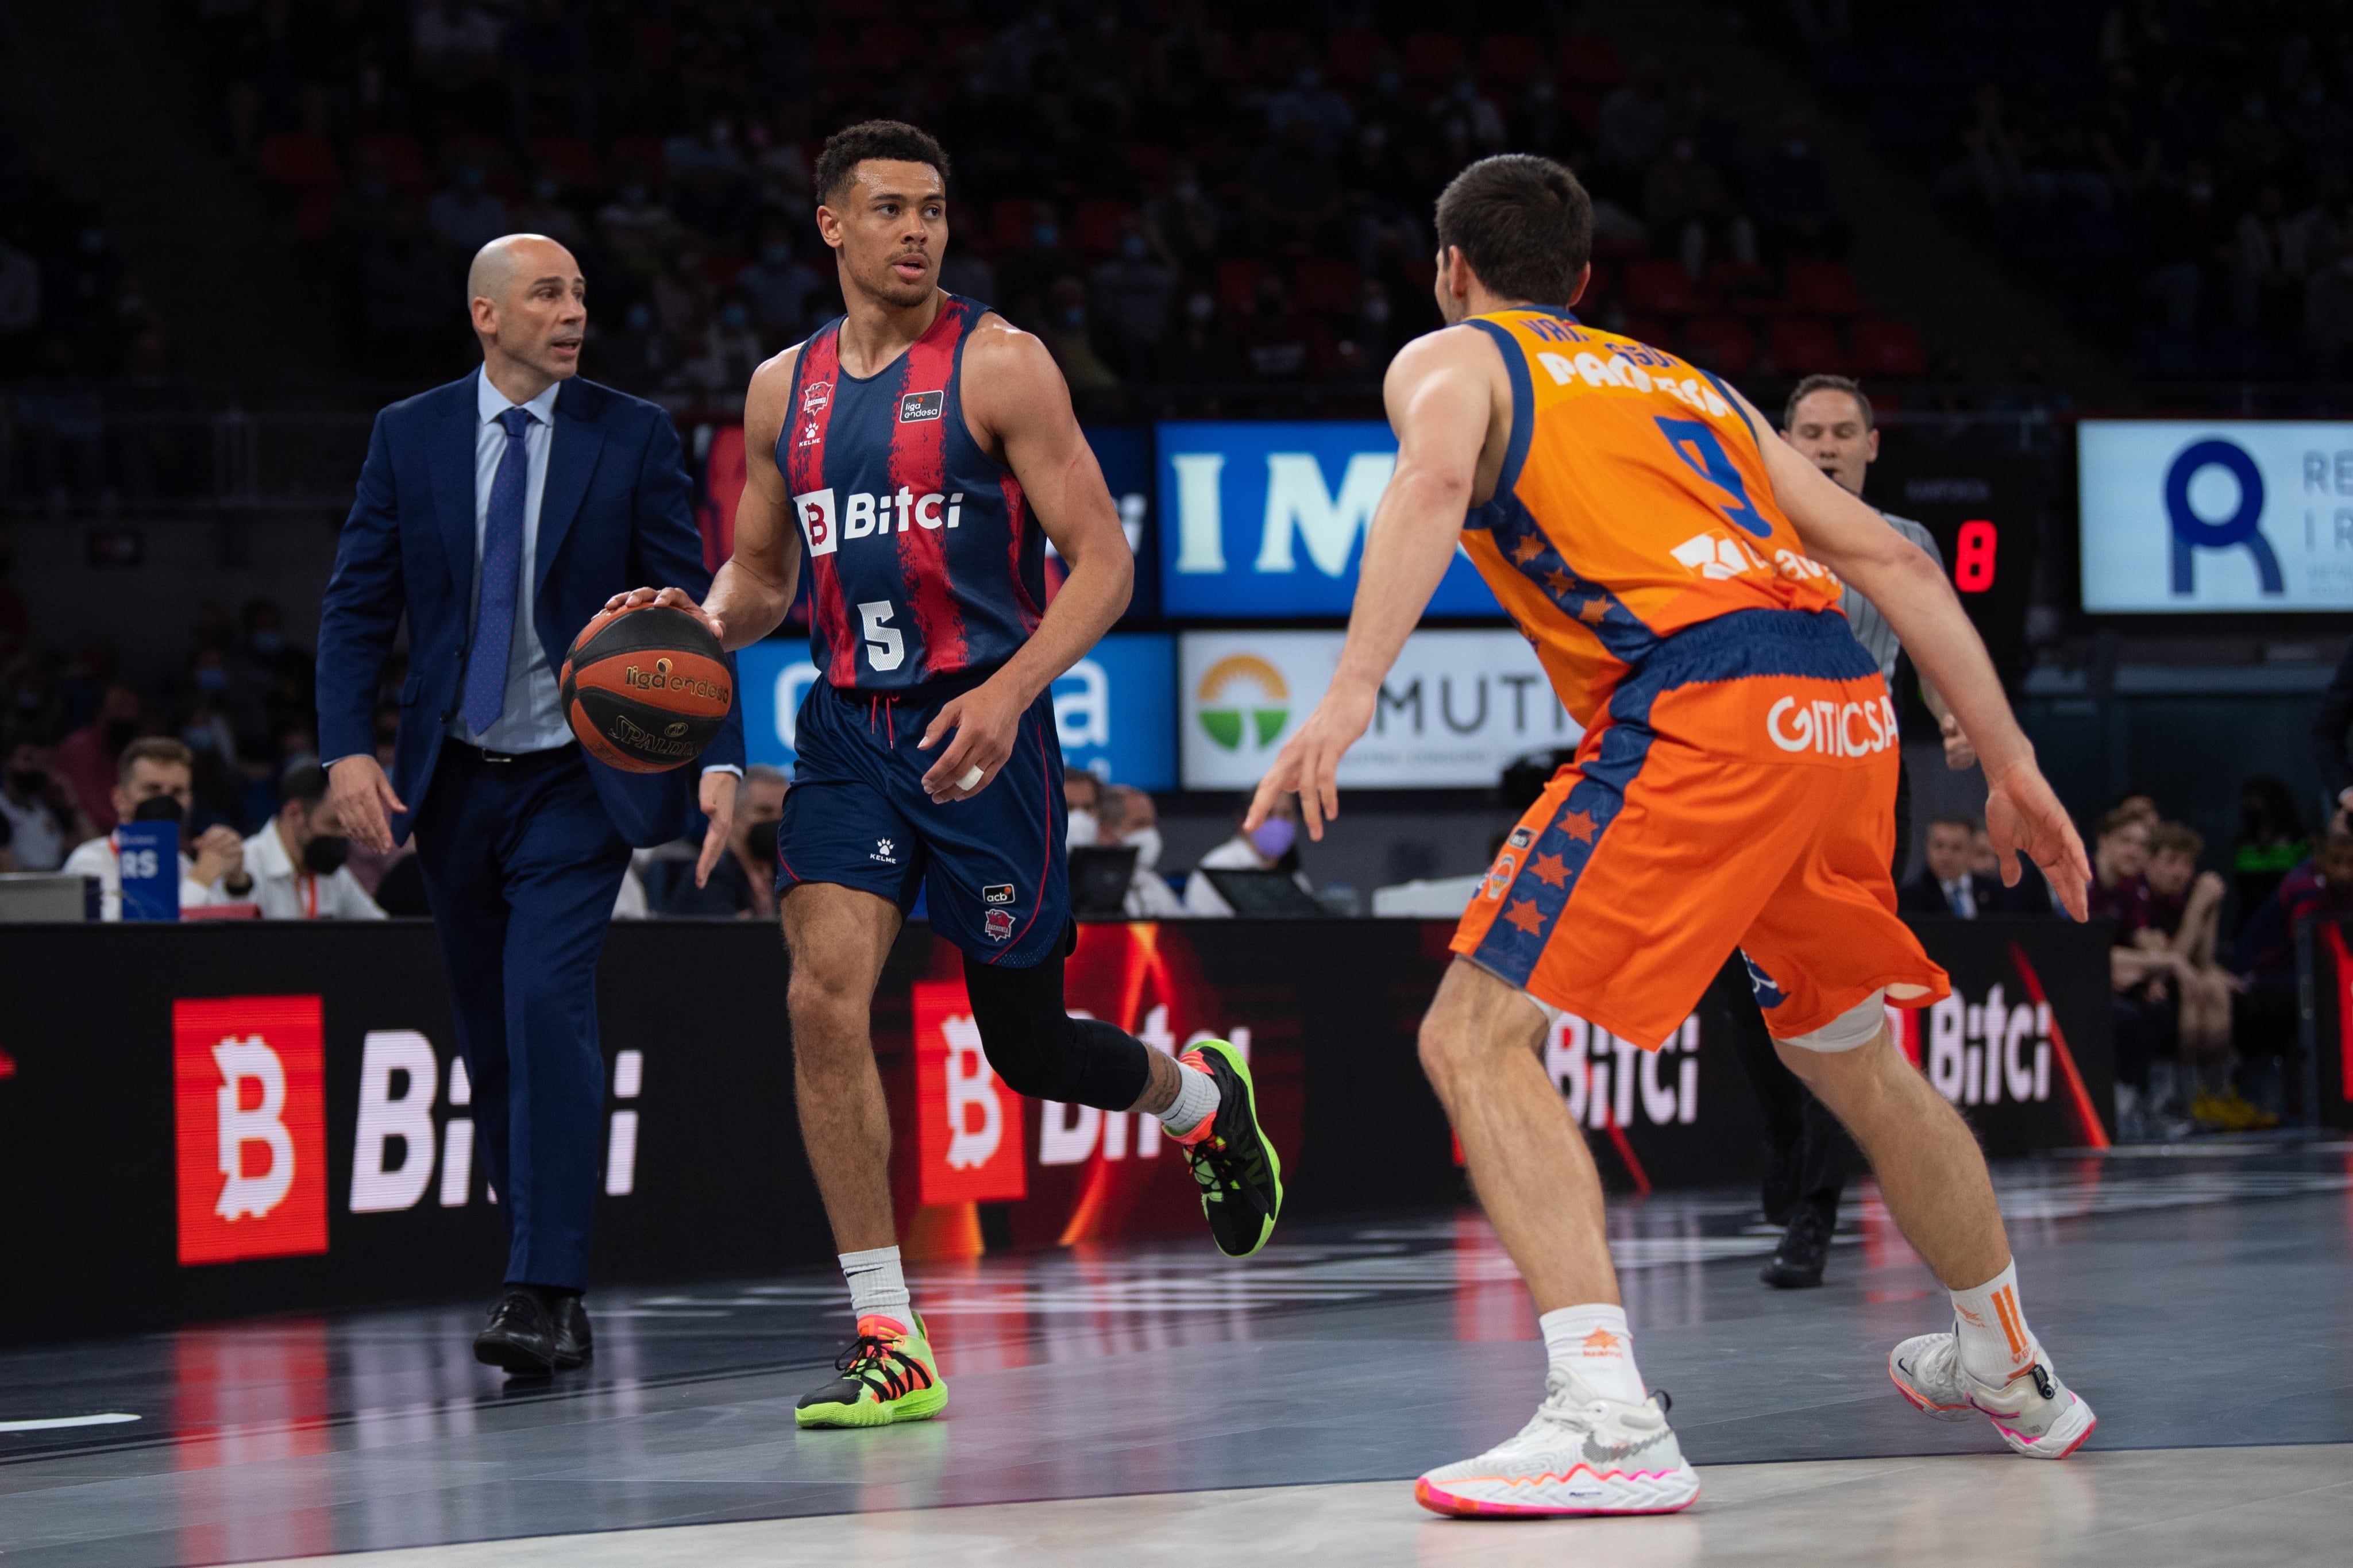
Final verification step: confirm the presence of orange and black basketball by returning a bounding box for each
[560,604,731,774]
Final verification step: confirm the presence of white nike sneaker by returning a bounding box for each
[1889,1328,2097,1459]
[1414,1368,1701,1517]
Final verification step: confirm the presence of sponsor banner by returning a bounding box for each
[172,995,329,1265]
[117,821,179,921]
[1157,422,1505,617]
[1179,629,1584,790]
[2079,420,2353,612]
[2300,917,2353,1130]
[1044,426,1159,624]
[0,916,2108,1342]
[740,631,1176,789]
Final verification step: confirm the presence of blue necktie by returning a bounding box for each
[463,407,533,736]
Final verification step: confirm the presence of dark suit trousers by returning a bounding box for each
[415,743,631,1290]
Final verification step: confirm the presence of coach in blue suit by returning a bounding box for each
[318,234,745,1376]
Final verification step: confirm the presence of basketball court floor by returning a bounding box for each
[7,1140,2348,1566]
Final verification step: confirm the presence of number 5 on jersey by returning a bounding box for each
[859,600,904,671]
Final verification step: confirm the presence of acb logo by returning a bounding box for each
[172,996,329,1265]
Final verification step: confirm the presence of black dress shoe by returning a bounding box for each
[1760,1204,1834,1289]
[473,1287,557,1376]
[550,1294,593,1370]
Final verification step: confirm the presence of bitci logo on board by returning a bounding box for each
[173,995,329,1265]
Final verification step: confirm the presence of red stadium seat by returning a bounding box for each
[1620,315,1673,351]
[1218,257,1266,311]
[1788,261,1868,317]
[1293,258,1361,313]
[1478,36,1540,83]
[1682,315,1756,376]
[992,200,1038,252]
[704,249,747,288]
[1556,34,1626,87]
[1325,29,1384,83]
[610,136,666,183]
[353,133,430,190]
[1769,318,1852,375]
[1072,201,1135,258]
[257,133,338,189]
[859,24,920,69]
[1850,319,1928,378]
[1401,33,1464,83]
[1121,143,1170,179]
[527,136,602,190]
[1625,260,1700,316]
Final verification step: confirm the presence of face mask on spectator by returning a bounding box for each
[132,794,185,828]
[1249,817,1296,860]
[1032,223,1060,249]
[747,818,781,863]
[721,302,749,329]
[1123,826,1162,871]
[182,725,219,753]
[250,630,283,656]
[195,666,228,693]
[303,835,351,875]
[1067,808,1098,850]
[1119,233,1147,261]
[761,244,792,266]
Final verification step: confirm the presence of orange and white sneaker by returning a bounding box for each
[1889,1328,2096,1459]
[1414,1369,1700,1517]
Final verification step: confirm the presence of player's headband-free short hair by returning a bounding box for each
[2150,821,2205,858]
[117,735,190,785]
[2096,806,2150,840]
[1929,814,1980,834]
[813,120,953,208]
[1784,374,1874,432]
[1432,154,1592,307]
[279,759,329,807]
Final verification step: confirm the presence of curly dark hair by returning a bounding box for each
[812,120,952,208]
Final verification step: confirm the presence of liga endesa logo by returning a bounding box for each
[172,996,329,1265]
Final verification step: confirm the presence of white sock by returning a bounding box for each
[1539,1303,1648,1406]
[1154,1058,1220,1137]
[1949,1260,2036,1383]
[839,1245,910,1323]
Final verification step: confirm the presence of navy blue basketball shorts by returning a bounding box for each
[777,675,1069,967]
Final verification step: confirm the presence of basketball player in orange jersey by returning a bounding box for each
[1250,155,2097,1517]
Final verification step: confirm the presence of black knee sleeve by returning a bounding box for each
[961,949,1151,1110]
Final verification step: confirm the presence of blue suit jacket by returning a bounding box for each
[318,372,746,848]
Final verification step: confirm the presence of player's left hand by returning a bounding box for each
[1985,758,2090,921]
[694,768,738,887]
[1939,710,1977,771]
[917,681,1021,803]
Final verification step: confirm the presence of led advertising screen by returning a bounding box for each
[2078,420,2353,612]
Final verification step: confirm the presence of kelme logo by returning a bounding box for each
[1195,654,1289,752]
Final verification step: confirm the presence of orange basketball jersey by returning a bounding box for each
[1456,308,1846,728]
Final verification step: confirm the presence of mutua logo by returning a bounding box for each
[1195,653,1288,753]
[173,996,329,1265]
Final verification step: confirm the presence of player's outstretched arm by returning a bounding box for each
[603,347,805,651]
[1733,387,2090,918]
[1248,329,1493,840]
[913,316,1133,804]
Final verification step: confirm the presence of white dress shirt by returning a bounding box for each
[241,817,388,920]
[1941,876,1978,919]
[61,833,227,921]
[454,372,571,755]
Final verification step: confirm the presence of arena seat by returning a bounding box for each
[257,133,338,190]
[1325,29,1384,83]
[1218,257,1266,311]
[352,133,429,191]
[1769,318,1853,375]
[1556,33,1626,86]
[1293,258,1361,314]
[527,136,603,190]
[1401,33,1465,84]
[1683,315,1757,376]
[1625,260,1700,316]
[1072,201,1135,259]
[1477,36,1540,84]
[1788,261,1868,318]
[1850,319,1928,379]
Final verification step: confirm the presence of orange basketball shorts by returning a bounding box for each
[1453,608,1949,1049]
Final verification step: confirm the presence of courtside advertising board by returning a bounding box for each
[1179,629,1584,790]
[2078,420,2353,612]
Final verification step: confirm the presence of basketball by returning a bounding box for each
[559,603,731,774]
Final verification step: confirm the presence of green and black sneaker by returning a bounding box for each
[1174,1040,1284,1258]
[794,1312,947,1428]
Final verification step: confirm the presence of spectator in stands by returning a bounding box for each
[2113,789,2159,829]
[233,598,314,745]
[2087,806,2193,1133]
[1968,822,2055,913]
[1645,136,1753,281]
[1096,784,1181,917]
[1899,815,1996,917]
[53,681,142,832]
[1063,765,1102,852]
[1041,276,1117,390]
[1746,115,1842,262]
[1160,287,1236,383]
[653,764,786,919]
[240,760,385,920]
[510,176,589,256]
[61,737,246,919]
[1143,161,1222,275]
[1087,219,1176,373]
[2234,777,2309,917]
[427,165,511,258]
[682,298,764,393]
[1267,65,1356,158]
[736,227,823,349]
[0,736,89,872]
[2308,234,2353,375]
[1184,792,1311,917]
[2140,821,2263,1128]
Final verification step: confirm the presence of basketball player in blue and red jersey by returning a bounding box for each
[607,121,1282,1427]
[1252,156,2097,1515]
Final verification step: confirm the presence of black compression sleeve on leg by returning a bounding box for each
[962,949,1152,1111]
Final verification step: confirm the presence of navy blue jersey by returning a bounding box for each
[780,295,1047,690]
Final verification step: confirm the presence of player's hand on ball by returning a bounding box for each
[917,681,1020,802]
[1249,678,1376,841]
[599,585,726,643]
[1985,759,2090,921]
